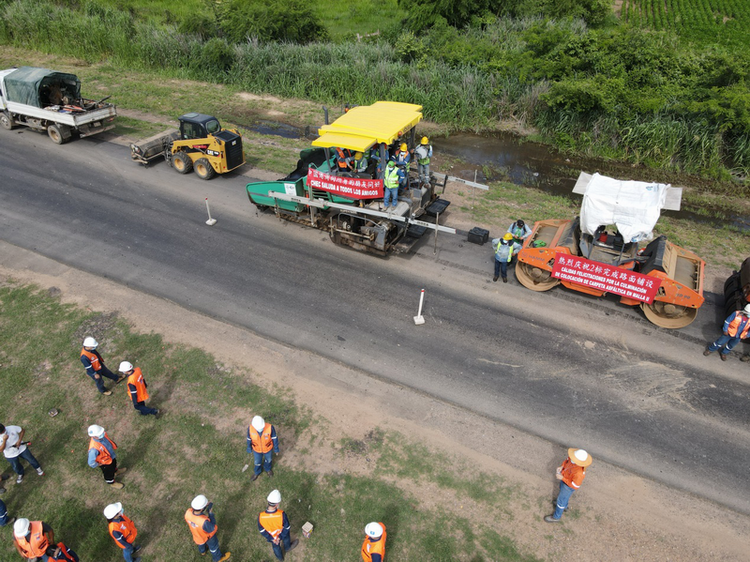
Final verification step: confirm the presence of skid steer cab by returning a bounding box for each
[130,112,244,180]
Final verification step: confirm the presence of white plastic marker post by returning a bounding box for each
[413,289,426,325]
[205,197,217,226]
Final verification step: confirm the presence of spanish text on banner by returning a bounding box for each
[307,168,383,199]
[551,253,662,303]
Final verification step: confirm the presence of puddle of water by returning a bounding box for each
[244,119,303,139]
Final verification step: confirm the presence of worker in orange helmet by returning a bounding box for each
[13,518,54,560]
[545,448,592,522]
[184,495,231,561]
[361,521,387,562]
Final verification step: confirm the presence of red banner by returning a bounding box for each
[551,253,662,303]
[307,168,383,199]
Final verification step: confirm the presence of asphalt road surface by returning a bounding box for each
[1,129,749,514]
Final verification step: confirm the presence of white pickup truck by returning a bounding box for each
[0,66,116,144]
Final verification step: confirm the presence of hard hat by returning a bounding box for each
[387,160,395,167]
[365,522,383,538]
[354,152,363,159]
[103,502,123,520]
[743,304,750,315]
[83,336,98,348]
[191,494,209,510]
[118,361,133,373]
[516,219,525,227]
[267,489,281,504]
[251,415,265,432]
[13,518,30,537]
[400,143,407,151]
[421,136,429,145]
[503,233,513,241]
[87,424,105,439]
[568,448,593,467]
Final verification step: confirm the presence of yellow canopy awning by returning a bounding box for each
[312,101,423,152]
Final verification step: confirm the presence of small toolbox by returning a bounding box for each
[468,227,489,245]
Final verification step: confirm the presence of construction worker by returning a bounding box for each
[545,448,592,522]
[46,542,79,562]
[382,160,403,212]
[704,304,750,361]
[350,151,369,175]
[104,503,141,562]
[80,336,123,396]
[247,415,279,481]
[335,147,352,173]
[87,425,126,489]
[119,361,159,417]
[258,489,298,561]
[184,494,231,561]
[0,423,44,484]
[507,219,532,253]
[394,143,411,189]
[491,233,514,283]
[13,518,54,561]
[415,136,433,185]
[361,522,387,562]
[0,497,15,527]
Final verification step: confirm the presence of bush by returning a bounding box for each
[218,0,327,44]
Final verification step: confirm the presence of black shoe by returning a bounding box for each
[251,473,259,481]
[133,545,141,553]
[720,353,728,361]
[493,276,498,282]
[267,470,274,477]
[544,515,560,523]
[703,349,713,356]
[6,516,15,526]
[502,277,507,283]
[288,539,299,552]
[153,409,160,418]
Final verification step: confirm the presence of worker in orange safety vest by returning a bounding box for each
[119,361,159,417]
[88,425,126,489]
[258,489,298,561]
[104,502,141,562]
[361,522,387,562]
[247,415,279,481]
[545,448,592,522]
[80,336,124,396]
[184,495,231,561]
[13,518,53,560]
[704,304,750,361]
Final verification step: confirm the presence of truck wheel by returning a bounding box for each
[47,124,67,144]
[0,111,14,130]
[194,158,217,180]
[173,152,193,174]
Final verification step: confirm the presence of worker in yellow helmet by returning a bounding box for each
[393,142,411,190]
[415,136,433,185]
[350,151,369,175]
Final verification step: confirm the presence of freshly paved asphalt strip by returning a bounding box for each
[1,129,749,514]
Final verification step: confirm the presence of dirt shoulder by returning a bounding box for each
[1,241,748,561]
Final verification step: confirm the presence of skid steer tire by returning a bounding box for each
[173,152,193,174]
[194,158,217,180]
[0,111,14,130]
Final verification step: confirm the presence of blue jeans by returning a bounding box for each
[88,365,120,393]
[254,450,273,475]
[494,258,509,279]
[708,333,742,355]
[134,401,158,416]
[418,162,430,184]
[198,534,223,562]
[271,533,292,561]
[122,543,139,562]
[0,499,8,526]
[8,448,41,476]
[383,187,398,208]
[552,481,575,519]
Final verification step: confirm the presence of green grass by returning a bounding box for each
[0,281,541,561]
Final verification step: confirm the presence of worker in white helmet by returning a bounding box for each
[545,448,593,522]
[184,495,231,561]
[118,361,159,417]
[13,517,54,560]
[361,521,387,562]
[258,489,298,560]
[80,337,124,396]
[246,415,279,481]
[104,503,141,562]
[87,425,126,489]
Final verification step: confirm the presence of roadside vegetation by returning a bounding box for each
[0,0,748,186]
[0,281,542,561]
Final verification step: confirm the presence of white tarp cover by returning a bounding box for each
[580,173,668,243]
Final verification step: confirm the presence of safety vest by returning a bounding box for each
[361,523,387,562]
[726,313,750,338]
[416,145,431,165]
[353,157,368,173]
[14,521,49,558]
[109,515,137,548]
[494,240,513,262]
[384,166,400,189]
[184,509,217,545]
[335,147,351,170]
[258,508,285,538]
[81,348,102,371]
[89,434,117,466]
[52,542,77,561]
[560,458,586,489]
[127,367,149,402]
[396,151,410,172]
[248,423,274,454]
